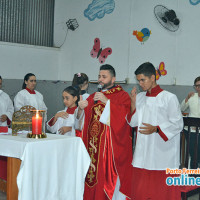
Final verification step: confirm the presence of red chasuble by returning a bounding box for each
[82,85,132,200]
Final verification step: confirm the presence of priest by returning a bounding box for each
[75,64,132,200]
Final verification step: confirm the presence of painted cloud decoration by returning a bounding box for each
[84,0,115,21]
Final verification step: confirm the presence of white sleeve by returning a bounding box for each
[159,95,183,141]
[180,99,188,112]
[37,92,48,122]
[47,117,72,134]
[63,114,74,127]
[14,92,25,111]
[126,111,138,128]
[46,117,58,133]
[5,95,14,121]
[99,100,110,126]
[74,108,85,130]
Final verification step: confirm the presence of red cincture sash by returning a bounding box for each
[86,103,106,187]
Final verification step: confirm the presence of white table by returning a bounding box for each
[0,133,90,200]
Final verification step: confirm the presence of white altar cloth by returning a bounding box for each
[0,133,90,200]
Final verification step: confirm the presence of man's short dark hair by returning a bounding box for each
[135,62,156,78]
[100,64,116,77]
[0,76,1,80]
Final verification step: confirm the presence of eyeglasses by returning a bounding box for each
[193,85,200,89]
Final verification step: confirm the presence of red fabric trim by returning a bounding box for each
[48,117,55,126]
[66,106,77,114]
[157,126,168,141]
[7,117,11,125]
[75,130,82,138]
[103,126,118,199]
[26,87,36,94]
[0,156,7,181]
[129,166,181,200]
[0,126,8,133]
[146,85,163,97]
[127,109,136,123]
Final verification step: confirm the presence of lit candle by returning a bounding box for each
[32,111,42,135]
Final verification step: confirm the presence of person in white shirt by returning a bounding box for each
[127,62,183,200]
[181,76,200,168]
[0,76,14,127]
[14,73,47,119]
[47,86,79,136]
[181,76,200,117]
[72,73,89,100]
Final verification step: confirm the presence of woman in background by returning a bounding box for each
[14,73,47,123]
[14,73,47,116]
[181,76,200,168]
[72,73,89,100]
[47,86,79,136]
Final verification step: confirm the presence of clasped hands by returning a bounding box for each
[0,114,8,122]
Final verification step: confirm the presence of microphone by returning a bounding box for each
[94,84,102,104]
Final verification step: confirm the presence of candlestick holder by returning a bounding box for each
[27,110,47,139]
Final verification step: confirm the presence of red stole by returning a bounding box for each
[82,85,132,200]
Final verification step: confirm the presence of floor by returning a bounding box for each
[0,191,6,200]
[0,191,199,200]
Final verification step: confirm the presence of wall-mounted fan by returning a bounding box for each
[154,5,180,32]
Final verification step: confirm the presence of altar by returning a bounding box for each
[0,133,90,200]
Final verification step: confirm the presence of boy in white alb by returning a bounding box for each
[127,62,183,200]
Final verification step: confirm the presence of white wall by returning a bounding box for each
[1,0,200,86]
[54,0,200,86]
[54,0,132,82]
[0,42,59,80]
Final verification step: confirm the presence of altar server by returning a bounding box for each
[14,73,47,118]
[47,86,79,136]
[127,62,183,200]
[0,76,14,127]
[72,72,90,100]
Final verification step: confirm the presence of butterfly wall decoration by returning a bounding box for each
[90,38,112,64]
[156,62,167,80]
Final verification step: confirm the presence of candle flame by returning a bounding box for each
[35,110,40,118]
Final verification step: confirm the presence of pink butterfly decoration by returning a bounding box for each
[90,38,112,64]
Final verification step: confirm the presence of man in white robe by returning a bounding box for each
[0,76,14,127]
[127,62,183,200]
